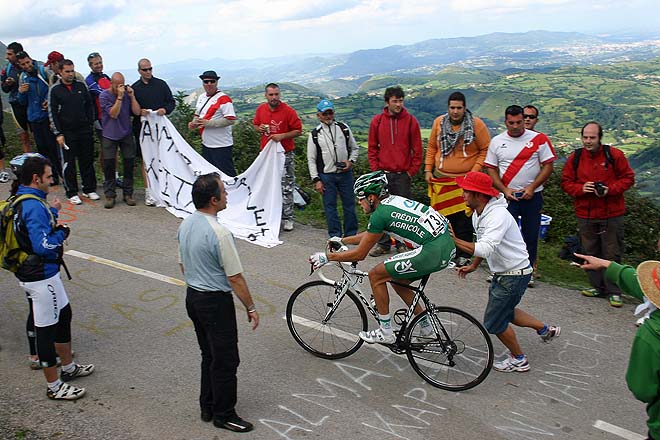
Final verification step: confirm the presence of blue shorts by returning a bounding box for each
[483,273,531,334]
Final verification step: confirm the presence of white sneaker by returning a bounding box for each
[82,192,100,200]
[47,382,86,400]
[493,353,530,373]
[145,192,156,207]
[68,195,82,205]
[358,328,395,344]
[283,219,294,231]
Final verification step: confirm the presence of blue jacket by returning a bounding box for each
[14,186,65,282]
[17,61,51,123]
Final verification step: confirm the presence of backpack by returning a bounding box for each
[572,145,615,171]
[311,121,352,154]
[0,194,54,273]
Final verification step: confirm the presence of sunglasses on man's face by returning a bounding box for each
[140,67,153,72]
[523,114,537,119]
[203,79,217,84]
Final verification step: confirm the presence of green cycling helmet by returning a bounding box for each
[354,171,388,198]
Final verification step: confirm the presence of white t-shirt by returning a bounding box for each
[485,129,556,192]
[195,91,236,148]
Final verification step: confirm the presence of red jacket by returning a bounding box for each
[561,145,635,219]
[367,107,422,175]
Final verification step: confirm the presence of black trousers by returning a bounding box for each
[30,119,62,183]
[378,172,412,248]
[446,211,475,259]
[61,128,97,198]
[186,287,240,420]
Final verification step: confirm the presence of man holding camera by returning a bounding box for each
[307,99,359,238]
[561,121,635,307]
[99,72,141,208]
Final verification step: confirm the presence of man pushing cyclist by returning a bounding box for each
[309,171,456,344]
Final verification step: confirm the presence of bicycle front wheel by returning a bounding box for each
[405,306,493,391]
[286,280,367,360]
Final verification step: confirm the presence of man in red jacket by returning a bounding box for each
[367,86,423,256]
[561,121,635,307]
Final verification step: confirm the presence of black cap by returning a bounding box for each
[199,70,220,80]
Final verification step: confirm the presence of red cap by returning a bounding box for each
[44,51,64,67]
[455,171,499,197]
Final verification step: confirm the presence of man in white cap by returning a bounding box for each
[576,243,660,440]
[452,171,560,373]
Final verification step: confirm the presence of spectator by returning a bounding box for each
[10,154,94,400]
[188,70,237,176]
[177,173,259,432]
[523,105,540,131]
[1,42,32,153]
[48,59,99,205]
[85,52,111,141]
[0,96,8,182]
[44,51,85,87]
[561,121,635,307]
[485,105,556,288]
[252,83,302,231]
[367,85,423,256]
[452,171,560,372]
[307,99,359,238]
[574,246,660,440]
[131,58,176,206]
[15,51,62,184]
[424,91,490,267]
[99,73,141,208]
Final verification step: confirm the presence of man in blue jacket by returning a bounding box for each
[11,154,95,400]
[16,51,61,185]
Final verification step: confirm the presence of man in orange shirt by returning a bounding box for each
[424,92,490,267]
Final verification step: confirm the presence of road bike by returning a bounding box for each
[285,260,494,391]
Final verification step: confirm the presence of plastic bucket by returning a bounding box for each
[539,214,552,240]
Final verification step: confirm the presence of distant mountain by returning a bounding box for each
[153,31,660,94]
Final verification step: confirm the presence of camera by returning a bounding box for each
[594,182,606,196]
[335,162,346,169]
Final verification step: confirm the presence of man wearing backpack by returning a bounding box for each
[561,121,635,307]
[15,51,61,185]
[7,154,94,400]
[307,99,359,238]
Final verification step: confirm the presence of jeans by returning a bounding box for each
[507,191,543,266]
[577,216,624,296]
[185,288,239,420]
[202,145,236,177]
[319,171,358,237]
[484,273,531,335]
[378,172,411,248]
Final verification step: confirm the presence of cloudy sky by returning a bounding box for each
[2,0,659,74]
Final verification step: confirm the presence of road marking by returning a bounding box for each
[66,250,186,286]
[593,420,644,440]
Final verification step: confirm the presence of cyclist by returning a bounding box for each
[309,171,456,344]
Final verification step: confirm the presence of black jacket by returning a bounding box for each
[48,79,94,135]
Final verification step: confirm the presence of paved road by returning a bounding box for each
[0,186,648,440]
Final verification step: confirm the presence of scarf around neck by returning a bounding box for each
[440,109,475,157]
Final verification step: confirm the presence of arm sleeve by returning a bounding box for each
[22,201,65,259]
[216,231,244,277]
[604,262,645,301]
[538,134,557,164]
[347,127,359,163]
[484,140,498,168]
[86,76,102,98]
[626,335,660,403]
[560,152,584,197]
[473,215,507,259]
[408,116,423,175]
[99,92,113,118]
[607,151,635,196]
[472,119,491,172]
[162,82,176,114]
[307,133,319,180]
[288,108,303,131]
[48,86,62,135]
[367,116,380,171]
[425,117,440,172]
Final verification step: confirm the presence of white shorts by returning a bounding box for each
[19,273,70,327]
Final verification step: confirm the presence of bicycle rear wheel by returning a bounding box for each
[286,280,367,359]
[405,306,493,391]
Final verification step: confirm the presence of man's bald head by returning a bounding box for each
[110,72,125,94]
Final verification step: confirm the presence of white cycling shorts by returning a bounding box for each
[19,273,70,327]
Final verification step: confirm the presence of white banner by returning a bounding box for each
[139,113,284,248]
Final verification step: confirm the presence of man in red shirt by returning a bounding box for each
[252,83,302,231]
[561,121,635,307]
[367,86,423,256]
